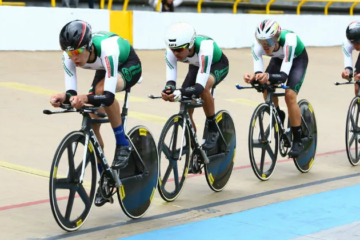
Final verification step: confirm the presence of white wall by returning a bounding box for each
[0,6,109,51]
[0,7,357,51]
[133,11,356,49]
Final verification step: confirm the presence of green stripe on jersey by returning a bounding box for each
[108,56,114,77]
[288,46,293,62]
[204,56,209,73]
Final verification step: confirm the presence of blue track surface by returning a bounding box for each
[120,184,360,240]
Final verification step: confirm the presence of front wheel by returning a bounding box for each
[157,114,191,202]
[345,97,360,166]
[248,103,279,181]
[49,131,97,232]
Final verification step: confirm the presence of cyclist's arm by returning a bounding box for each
[165,48,178,88]
[180,40,213,98]
[343,39,354,74]
[63,52,78,103]
[268,33,297,83]
[252,42,265,74]
[87,42,119,107]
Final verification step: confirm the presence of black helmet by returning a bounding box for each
[346,21,360,43]
[59,20,92,51]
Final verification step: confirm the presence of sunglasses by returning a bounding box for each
[66,46,86,56]
[257,39,276,48]
[170,44,189,53]
[350,40,360,45]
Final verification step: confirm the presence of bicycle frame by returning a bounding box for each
[45,87,148,190]
[152,87,228,165]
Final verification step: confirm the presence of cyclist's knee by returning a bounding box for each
[285,90,297,105]
[355,84,359,96]
[92,123,101,133]
[205,75,215,91]
[188,108,194,117]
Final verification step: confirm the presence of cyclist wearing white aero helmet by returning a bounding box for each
[161,22,230,152]
[243,19,308,158]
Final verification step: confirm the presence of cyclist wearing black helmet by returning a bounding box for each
[49,20,142,207]
[342,21,360,95]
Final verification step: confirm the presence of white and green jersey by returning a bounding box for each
[252,30,305,75]
[165,35,222,88]
[342,39,355,71]
[62,31,131,95]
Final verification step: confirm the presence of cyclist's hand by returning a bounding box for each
[50,93,66,107]
[342,69,351,80]
[161,91,170,101]
[244,73,255,83]
[256,73,270,84]
[161,85,175,101]
[70,95,87,109]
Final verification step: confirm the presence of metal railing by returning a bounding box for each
[0,0,25,6]
[266,0,360,15]
[98,0,129,10]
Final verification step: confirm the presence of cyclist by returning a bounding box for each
[243,19,309,158]
[342,21,360,96]
[49,20,142,207]
[161,22,229,152]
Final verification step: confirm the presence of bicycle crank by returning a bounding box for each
[99,171,116,199]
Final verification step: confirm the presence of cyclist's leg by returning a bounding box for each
[354,54,360,96]
[201,53,229,150]
[110,46,142,169]
[181,64,199,135]
[88,71,115,207]
[264,57,285,123]
[285,48,309,157]
[89,71,107,175]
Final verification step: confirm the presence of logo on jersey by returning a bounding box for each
[285,45,292,62]
[201,55,209,73]
[122,68,132,82]
[105,56,115,78]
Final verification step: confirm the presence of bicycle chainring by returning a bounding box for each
[190,148,204,174]
[99,171,116,199]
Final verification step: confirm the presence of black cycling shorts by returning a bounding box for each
[266,48,308,94]
[89,46,142,94]
[182,53,229,89]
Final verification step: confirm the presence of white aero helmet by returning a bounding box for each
[165,22,196,49]
[255,19,281,47]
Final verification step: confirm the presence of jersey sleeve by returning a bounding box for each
[100,39,120,95]
[342,39,354,70]
[165,48,178,83]
[252,42,265,74]
[62,52,77,93]
[279,33,297,75]
[195,40,214,88]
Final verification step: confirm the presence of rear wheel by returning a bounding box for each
[117,126,159,219]
[203,110,236,192]
[292,99,317,172]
